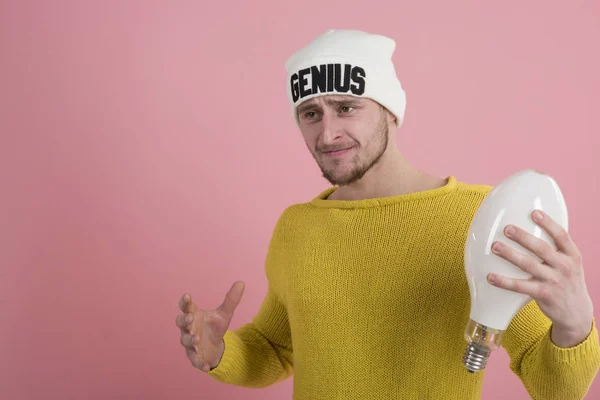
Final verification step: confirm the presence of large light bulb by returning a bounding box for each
[462,169,569,373]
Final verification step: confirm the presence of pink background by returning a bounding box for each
[1,1,599,399]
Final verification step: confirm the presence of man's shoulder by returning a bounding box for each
[453,179,495,197]
[269,199,316,233]
[438,178,495,222]
[444,178,495,208]
[277,187,333,218]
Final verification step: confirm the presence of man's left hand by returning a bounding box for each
[487,209,594,348]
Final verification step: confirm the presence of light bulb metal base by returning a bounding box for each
[463,342,490,373]
[462,319,505,373]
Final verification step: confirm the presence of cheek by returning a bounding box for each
[350,121,381,146]
[339,120,368,142]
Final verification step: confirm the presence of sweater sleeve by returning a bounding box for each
[502,300,600,400]
[205,288,293,387]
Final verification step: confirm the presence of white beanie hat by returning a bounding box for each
[285,29,407,127]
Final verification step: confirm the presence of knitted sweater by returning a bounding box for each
[207,176,600,399]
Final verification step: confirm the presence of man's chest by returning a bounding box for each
[279,229,471,323]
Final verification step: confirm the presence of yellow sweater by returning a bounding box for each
[207,176,600,399]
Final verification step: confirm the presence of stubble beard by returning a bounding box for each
[316,112,389,186]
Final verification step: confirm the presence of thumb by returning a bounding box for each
[217,281,245,317]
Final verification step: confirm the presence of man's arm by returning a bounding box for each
[206,288,293,387]
[205,208,294,387]
[502,301,600,400]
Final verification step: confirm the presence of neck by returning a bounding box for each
[328,147,447,201]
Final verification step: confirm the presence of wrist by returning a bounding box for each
[210,339,225,370]
[550,319,593,348]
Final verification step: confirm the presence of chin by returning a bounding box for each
[323,172,355,186]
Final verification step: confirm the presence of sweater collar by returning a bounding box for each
[310,176,458,209]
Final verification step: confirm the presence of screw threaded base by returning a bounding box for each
[463,343,490,373]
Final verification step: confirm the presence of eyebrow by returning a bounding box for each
[297,98,363,114]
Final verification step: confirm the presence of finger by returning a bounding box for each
[487,273,541,297]
[503,224,560,267]
[180,332,199,349]
[186,347,202,366]
[186,345,210,372]
[217,281,245,316]
[175,313,194,330]
[179,293,198,314]
[491,241,553,281]
[531,210,578,256]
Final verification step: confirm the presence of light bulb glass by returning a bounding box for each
[463,169,568,373]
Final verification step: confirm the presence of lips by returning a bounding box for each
[322,146,354,156]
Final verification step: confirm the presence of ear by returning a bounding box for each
[386,110,396,124]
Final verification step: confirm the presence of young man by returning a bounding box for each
[175,29,600,399]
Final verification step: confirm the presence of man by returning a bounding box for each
[175,29,600,399]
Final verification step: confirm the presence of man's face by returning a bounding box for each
[297,95,391,186]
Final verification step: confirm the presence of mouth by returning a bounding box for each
[322,146,355,157]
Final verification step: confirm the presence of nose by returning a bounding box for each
[320,112,343,145]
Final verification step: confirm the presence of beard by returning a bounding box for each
[313,111,389,186]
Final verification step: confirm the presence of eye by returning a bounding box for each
[304,111,319,119]
[340,106,354,113]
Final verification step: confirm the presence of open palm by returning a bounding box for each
[176,281,245,372]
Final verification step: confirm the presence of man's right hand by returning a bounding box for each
[176,281,245,372]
